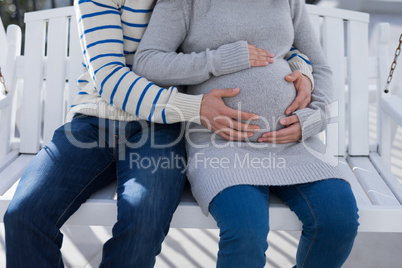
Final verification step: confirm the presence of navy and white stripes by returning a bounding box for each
[286,47,312,65]
[71,0,203,123]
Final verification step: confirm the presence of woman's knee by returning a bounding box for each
[221,216,269,244]
[318,212,358,239]
[209,185,270,256]
[306,202,359,244]
[325,183,359,237]
[299,180,359,241]
[213,204,269,250]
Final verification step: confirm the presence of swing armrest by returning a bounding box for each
[381,95,402,127]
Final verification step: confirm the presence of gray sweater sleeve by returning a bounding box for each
[290,0,333,140]
[132,0,250,88]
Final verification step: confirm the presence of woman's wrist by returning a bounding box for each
[216,41,250,76]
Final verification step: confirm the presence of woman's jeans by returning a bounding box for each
[209,180,359,268]
[4,114,187,268]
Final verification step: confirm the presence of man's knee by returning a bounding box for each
[4,201,29,230]
[4,191,54,231]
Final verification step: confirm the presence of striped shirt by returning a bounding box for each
[69,0,313,123]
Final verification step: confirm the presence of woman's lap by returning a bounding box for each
[209,179,358,226]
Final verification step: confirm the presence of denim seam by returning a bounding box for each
[294,185,318,268]
[124,121,132,144]
[52,160,115,241]
[117,134,127,143]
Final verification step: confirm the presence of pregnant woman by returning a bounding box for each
[134,0,359,267]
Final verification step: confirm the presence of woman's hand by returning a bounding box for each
[258,70,312,143]
[248,44,274,67]
[258,115,301,143]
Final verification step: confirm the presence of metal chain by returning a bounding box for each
[384,33,402,93]
[0,67,7,95]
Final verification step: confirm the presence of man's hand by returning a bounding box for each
[200,88,260,141]
[284,70,312,115]
[258,115,301,143]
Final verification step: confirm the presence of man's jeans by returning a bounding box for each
[4,114,187,268]
[209,180,359,268]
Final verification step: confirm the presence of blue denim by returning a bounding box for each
[209,179,359,268]
[4,114,187,268]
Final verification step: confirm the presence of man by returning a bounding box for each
[4,0,313,267]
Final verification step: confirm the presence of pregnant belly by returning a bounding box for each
[189,62,297,141]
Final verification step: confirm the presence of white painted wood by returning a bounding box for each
[382,95,402,128]
[323,17,346,156]
[376,23,392,168]
[64,199,117,226]
[0,96,10,110]
[376,23,390,91]
[0,155,34,195]
[358,206,402,233]
[0,150,19,173]
[8,77,23,149]
[2,26,22,112]
[43,17,69,146]
[348,157,400,206]
[338,157,372,206]
[380,95,402,169]
[24,6,76,23]
[369,143,378,153]
[19,20,46,154]
[67,15,84,111]
[0,101,12,158]
[368,57,379,81]
[380,103,393,169]
[347,21,369,156]
[14,56,24,79]
[0,17,7,70]
[170,203,218,229]
[375,23,399,169]
[0,177,18,200]
[370,152,402,204]
[0,25,22,160]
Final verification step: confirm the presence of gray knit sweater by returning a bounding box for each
[134,0,344,215]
